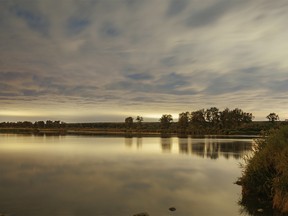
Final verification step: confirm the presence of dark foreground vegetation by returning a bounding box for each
[0,108,286,136]
[239,126,288,214]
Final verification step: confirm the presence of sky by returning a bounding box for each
[0,0,288,123]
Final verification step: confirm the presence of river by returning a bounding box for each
[0,134,254,216]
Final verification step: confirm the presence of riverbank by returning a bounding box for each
[239,126,288,214]
[0,127,162,137]
[1,120,287,136]
[0,127,262,138]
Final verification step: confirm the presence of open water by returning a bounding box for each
[0,134,255,216]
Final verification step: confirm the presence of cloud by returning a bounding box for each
[107,72,197,96]
[100,22,121,38]
[166,0,189,17]
[0,70,100,98]
[1,0,288,121]
[66,17,90,35]
[9,5,50,36]
[185,0,240,28]
[126,73,153,80]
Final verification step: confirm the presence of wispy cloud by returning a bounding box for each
[66,17,90,35]
[184,0,247,28]
[9,5,50,36]
[126,73,154,81]
[166,0,189,17]
[1,0,288,121]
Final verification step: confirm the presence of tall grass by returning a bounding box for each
[240,126,288,213]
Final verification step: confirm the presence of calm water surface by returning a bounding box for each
[0,134,254,216]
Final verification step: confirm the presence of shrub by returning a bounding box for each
[240,126,288,213]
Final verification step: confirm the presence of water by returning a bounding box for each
[0,134,253,216]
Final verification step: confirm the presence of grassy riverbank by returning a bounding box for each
[239,126,288,214]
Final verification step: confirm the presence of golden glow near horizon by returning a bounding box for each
[0,106,287,123]
[0,111,39,117]
[143,113,179,121]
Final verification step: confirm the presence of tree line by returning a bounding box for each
[0,108,283,135]
[124,109,284,135]
[125,107,255,134]
[0,120,66,129]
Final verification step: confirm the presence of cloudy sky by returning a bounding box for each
[1,0,288,122]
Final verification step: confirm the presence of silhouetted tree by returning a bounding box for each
[60,121,67,128]
[125,117,134,129]
[46,120,53,128]
[160,114,173,130]
[178,112,190,133]
[219,108,233,129]
[191,109,206,126]
[205,107,220,127]
[219,108,254,129]
[266,113,279,123]
[190,109,206,134]
[34,121,45,128]
[44,120,62,128]
[53,120,61,128]
[231,108,244,127]
[242,112,254,123]
[136,116,143,130]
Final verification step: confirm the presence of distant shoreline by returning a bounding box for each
[1,119,287,137]
[0,127,260,138]
[0,127,160,136]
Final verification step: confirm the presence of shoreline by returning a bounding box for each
[0,127,260,138]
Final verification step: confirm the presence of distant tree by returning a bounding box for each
[205,107,220,127]
[242,112,254,123]
[219,108,254,128]
[231,108,245,127]
[160,114,173,130]
[136,116,143,130]
[178,112,190,133]
[45,120,62,128]
[13,121,33,128]
[23,121,33,128]
[136,116,143,123]
[219,108,233,128]
[190,109,206,126]
[46,120,53,128]
[53,120,61,128]
[60,121,67,128]
[125,117,134,129]
[190,109,206,134]
[266,113,279,123]
[34,121,45,128]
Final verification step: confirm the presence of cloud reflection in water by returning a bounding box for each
[0,135,253,216]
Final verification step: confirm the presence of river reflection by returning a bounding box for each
[160,137,172,153]
[125,136,252,159]
[0,134,254,216]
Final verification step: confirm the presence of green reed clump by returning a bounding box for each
[240,126,288,213]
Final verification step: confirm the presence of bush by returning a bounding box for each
[240,126,288,213]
